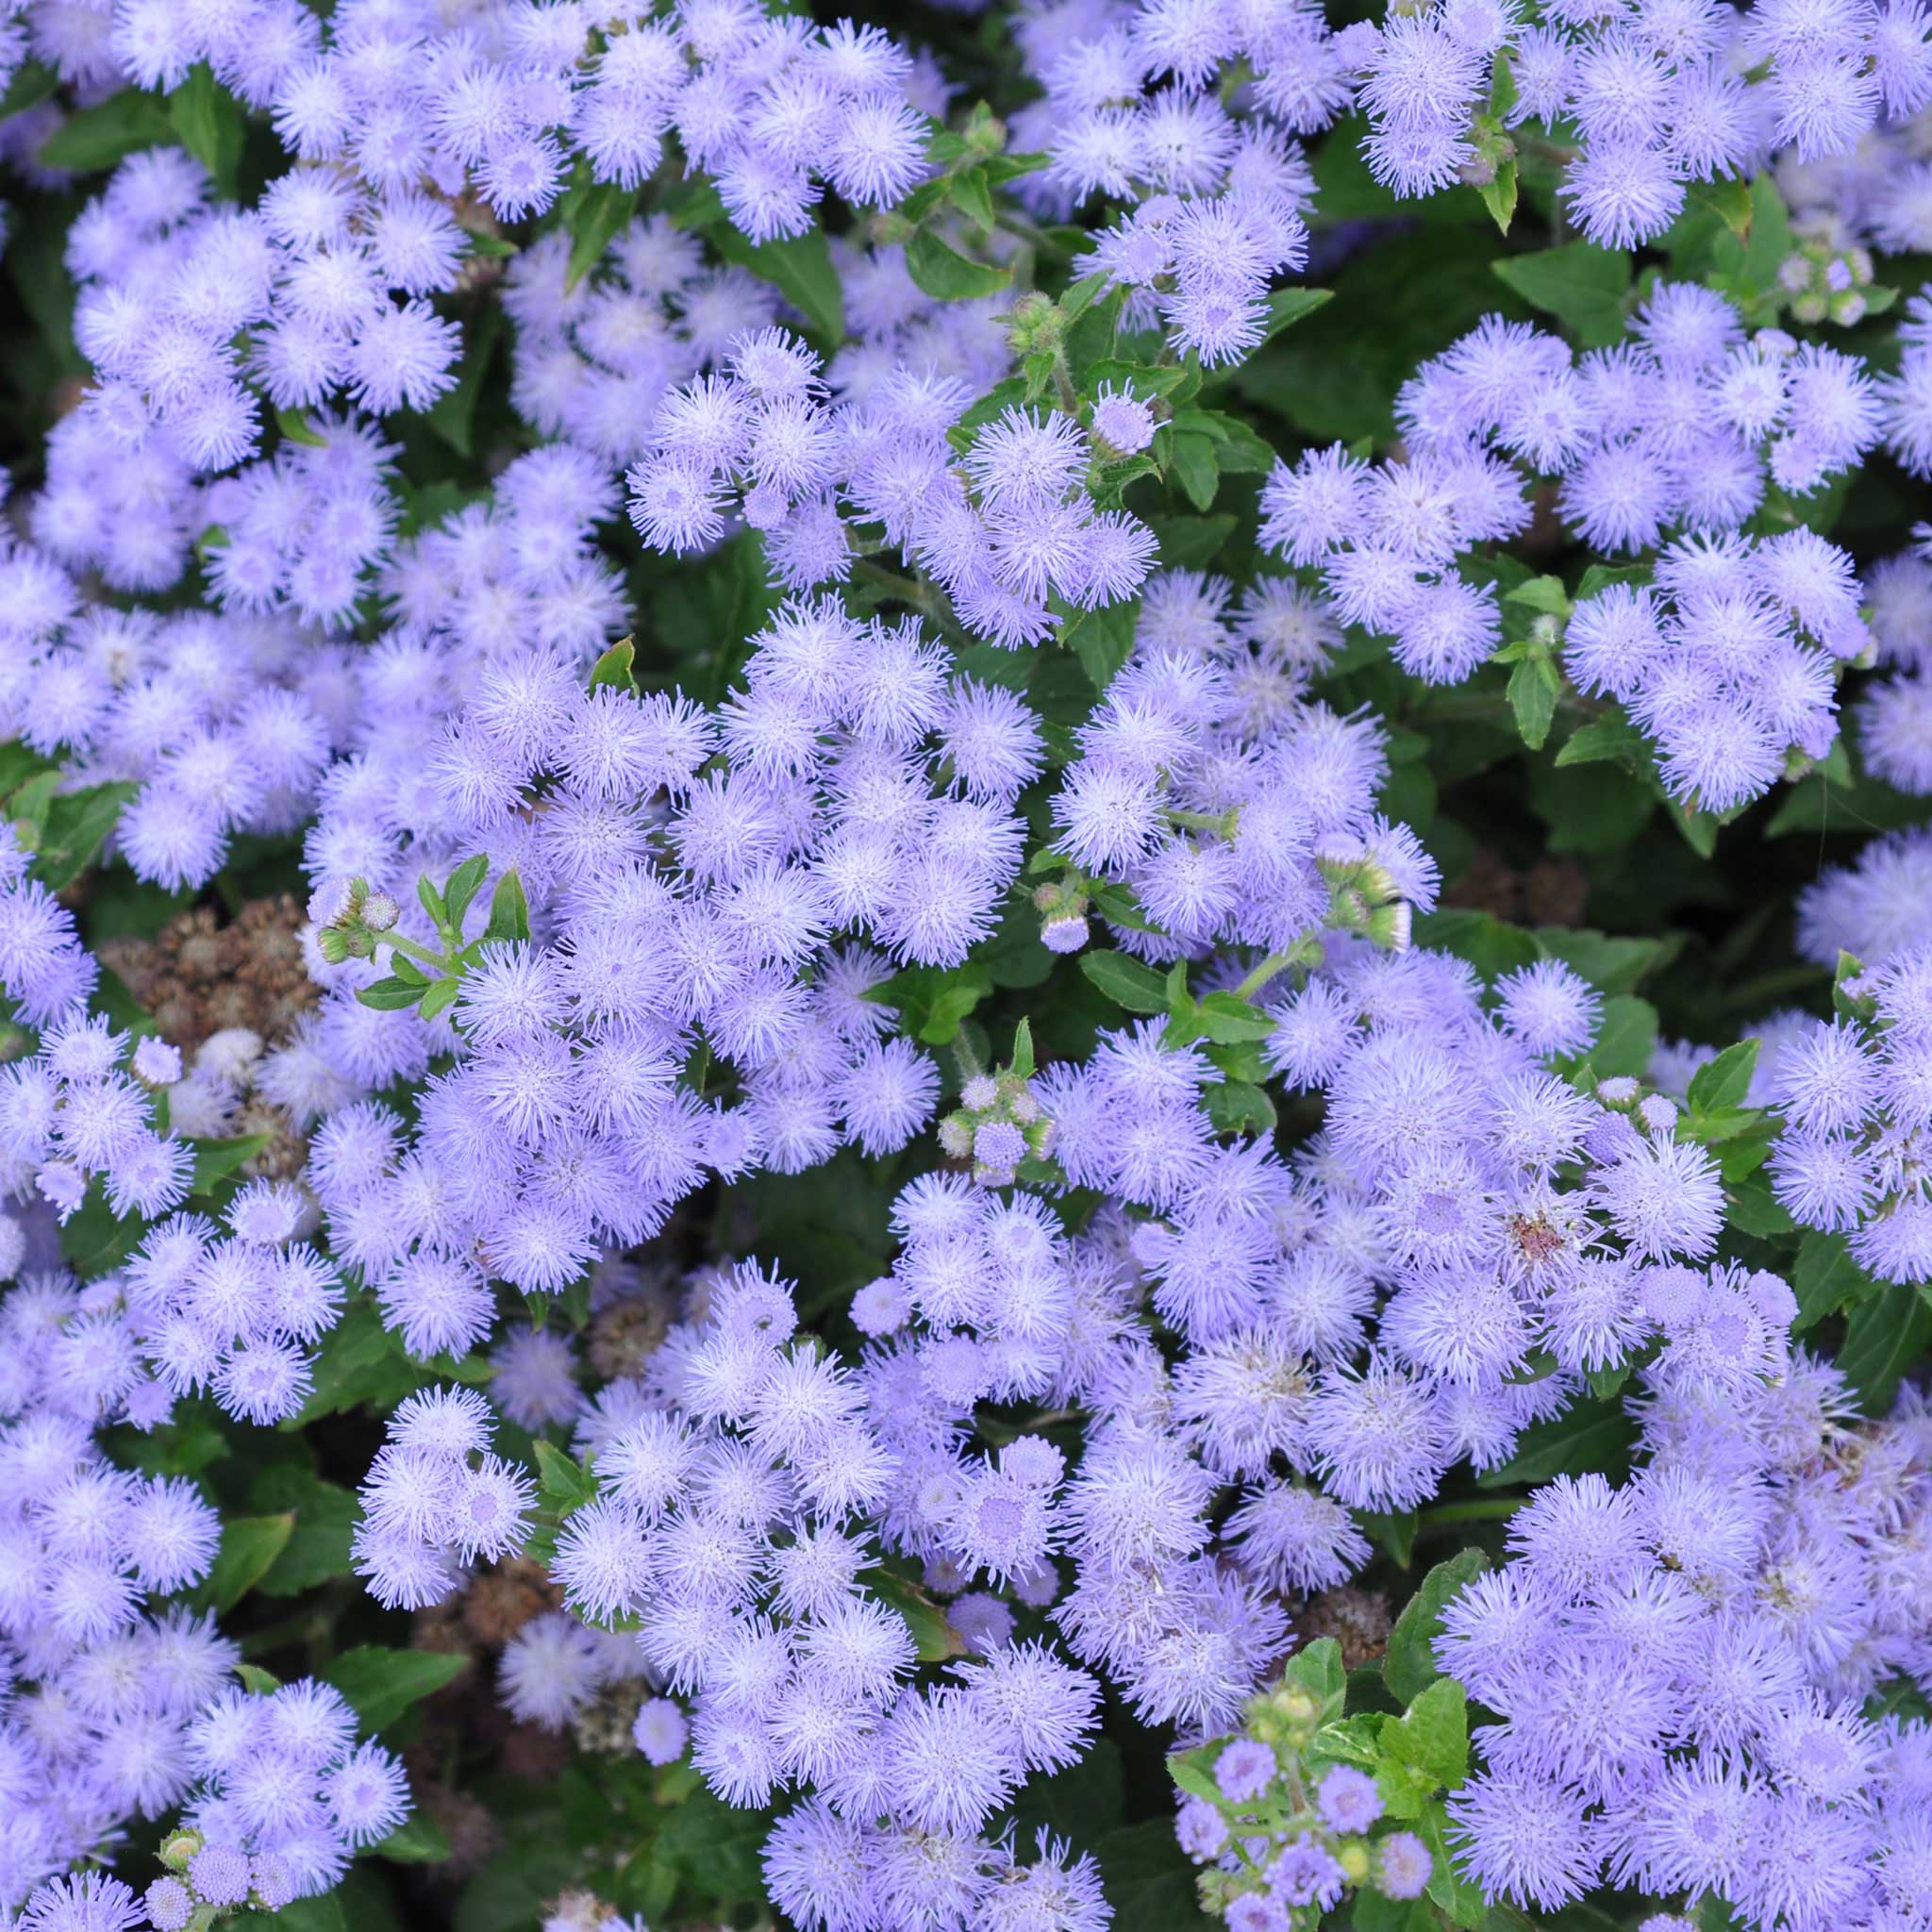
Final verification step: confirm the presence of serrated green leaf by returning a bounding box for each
[532,1437,600,1514]
[1476,1397,1635,1489]
[1061,597,1141,692]
[31,781,140,891]
[1589,994,1659,1078]
[1838,1282,1932,1415]
[1688,1037,1760,1114]
[564,180,637,290]
[323,1646,470,1734]
[357,975,430,1011]
[1080,950,1170,1014]
[1203,1079,1277,1137]
[1790,1231,1875,1332]
[589,634,638,693]
[1506,655,1559,750]
[189,1133,273,1192]
[1491,242,1632,347]
[483,870,530,945]
[167,63,245,197]
[39,90,175,172]
[1380,1675,1469,1790]
[375,1811,453,1864]
[1555,712,1646,769]
[1478,157,1518,234]
[190,1514,295,1614]
[1383,1547,1490,1705]
[905,226,1012,300]
[1256,286,1333,342]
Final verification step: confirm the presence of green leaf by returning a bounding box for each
[1164,427,1220,511]
[904,226,1012,300]
[39,90,175,173]
[1061,598,1141,692]
[1166,1751,1223,1805]
[1555,711,1647,769]
[1687,1038,1760,1114]
[1191,991,1279,1044]
[167,64,245,197]
[1255,286,1333,343]
[1380,1676,1469,1790]
[420,977,461,1022]
[1588,994,1659,1078]
[1476,1397,1636,1489]
[375,1811,453,1864]
[1838,1282,1932,1416]
[235,1663,281,1694]
[866,1570,967,1663]
[275,406,328,447]
[233,1896,350,1932]
[652,1786,773,1904]
[1421,1799,1491,1929]
[443,854,490,929]
[589,635,638,694]
[1150,513,1237,571]
[1534,929,1667,996]
[1790,1231,1875,1332]
[1356,1507,1418,1568]
[322,1646,470,1735]
[1687,174,1754,239]
[1506,656,1559,750]
[189,1133,273,1192]
[532,1437,600,1514]
[483,870,530,944]
[1491,242,1632,347]
[423,303,502,458]
[563,179,637,290]
[1477,157,1518,235]
[0,58,59,119]
[30,781,140,891]
[251,1468,358,1597]
[1503,575,1571,616]
[356,975,430,1011]
[1383,1547,1491,1705]
[1724,1174,1794,1238]
[1081,949,1171,1014]
[1283,1637,1348,1709]
[190,1514,295,1615]
[1203,1079,1277,1137]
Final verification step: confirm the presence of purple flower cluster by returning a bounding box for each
[354,1388,534,1610]
[1440,1361,1932,1929]
[155,1677,409,1910]
[1767,949,1932,1281]
[417,1257,1116,1931]
[1798,825,1932,972]
[1264,283,1879,611]
[1045,570,1391,962]
[293,609,1056,1311]
[1563,529,1859,814]
[37,0,928,241]
[0,826,98,1026]
[627,328,1159,634]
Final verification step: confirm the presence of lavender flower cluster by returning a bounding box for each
[2,0,1931,1927]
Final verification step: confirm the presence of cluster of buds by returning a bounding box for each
[145,1826,294,1930]
[314,874,400,966]
[938,1022,1054,1187]
[1779,227,1882,327]
[1172,1644,1442,1932]
[1031,874,1091,954]
[1313,838,1413,952]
